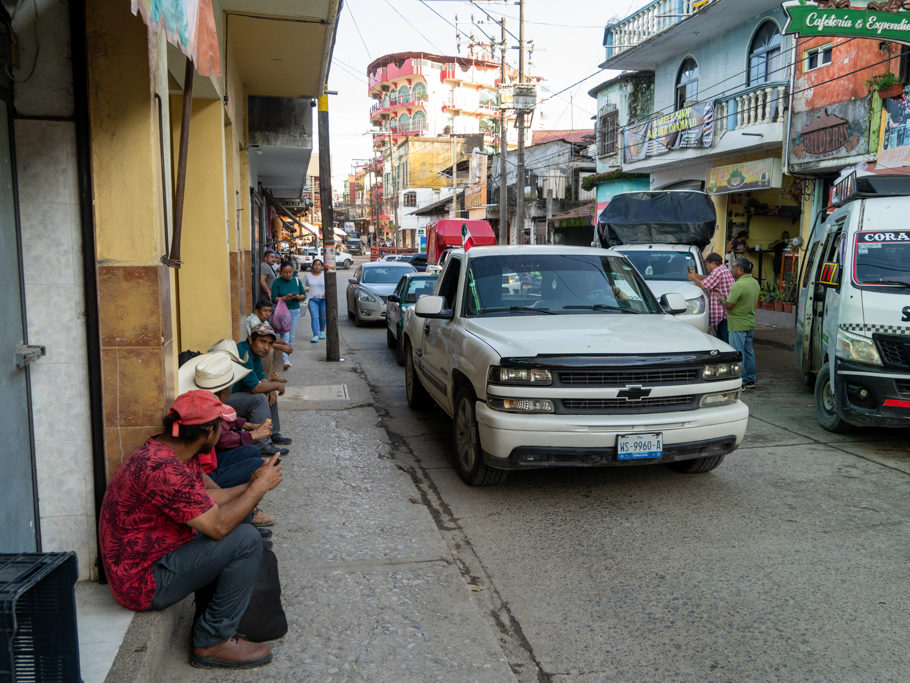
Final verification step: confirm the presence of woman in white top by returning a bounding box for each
[303,259,327,342]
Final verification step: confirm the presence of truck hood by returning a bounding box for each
[464,314,730,358]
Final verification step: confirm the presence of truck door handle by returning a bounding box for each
[423,323,431,336]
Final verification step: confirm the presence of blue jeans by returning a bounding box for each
[280,307,302,362]
[308,297,326,336]
[729,329,756,384]
[210,445,263,488]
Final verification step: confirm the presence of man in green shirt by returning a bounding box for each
[725,258,760,388]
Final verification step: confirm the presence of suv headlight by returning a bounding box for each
[685,296,706,315]
[488,366,553,385]
[836,329,882,366]
[488,398,555,413]
[702,361,742,380]
[699,389,741,407]
[358,290,379,304]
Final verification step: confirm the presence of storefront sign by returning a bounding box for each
[790,101,868,166]
[783,2,910,43]
[623,101,715,163]
[705,158,782,194]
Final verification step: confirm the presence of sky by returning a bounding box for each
[319,0,651,188]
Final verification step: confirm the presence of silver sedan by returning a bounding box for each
[346,262,416,326]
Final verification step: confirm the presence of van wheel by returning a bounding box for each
[667,454,726,473]
[814,362,850,432]
[404,341,431,410]
[452,386,509,486]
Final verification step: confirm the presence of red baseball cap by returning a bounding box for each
[168,390,232,437]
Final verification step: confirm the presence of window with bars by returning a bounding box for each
[598,110,618,157]
[403,191,417,207]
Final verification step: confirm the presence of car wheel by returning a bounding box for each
[452,386,508,486]
[386,327,395,349]
[404,340,432,410]
[347,303,354,320]
[395,328,405,366]
[814,362,850,432]
[344,259,353,269]
[354,306,366,327]
[667,454,726,474]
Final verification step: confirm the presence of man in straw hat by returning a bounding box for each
[99,390,282,669]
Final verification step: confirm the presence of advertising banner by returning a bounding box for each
[623,101,715,164]
[706,158,782,195]
[783,2,910,43]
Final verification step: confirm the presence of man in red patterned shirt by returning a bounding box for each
[688,252,735,343]
[99,390,282,669]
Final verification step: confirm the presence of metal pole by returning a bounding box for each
[499,17,508,245]
[452,134,457,217]
[513,0,525,246]
[318,93,340,361]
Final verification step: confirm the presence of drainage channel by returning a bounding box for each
[353,363,550,683]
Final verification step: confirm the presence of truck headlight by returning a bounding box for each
[488,366,553,385]
[702,361,742,380]
[699,390,741,407]
[488,398,555,413]
[358,291,379,304]
[835,329,882,366]
[685,296,706,315]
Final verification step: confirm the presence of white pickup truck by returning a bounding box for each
[402,245,748,485]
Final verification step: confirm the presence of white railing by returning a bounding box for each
[605,0,716,60]
[716,81,788,134]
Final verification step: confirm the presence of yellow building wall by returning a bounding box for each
[403,138,468,189]
[171,96,233,351]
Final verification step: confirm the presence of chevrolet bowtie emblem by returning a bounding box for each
[616,385,652,401]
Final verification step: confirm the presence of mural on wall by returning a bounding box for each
[789,100,868,167]
[877,91,910,167]
[623,102,715,163]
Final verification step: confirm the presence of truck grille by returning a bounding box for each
[874,335,910,370]
[896,380,910,397]
[558,368,698,386]
[561,395,698,414]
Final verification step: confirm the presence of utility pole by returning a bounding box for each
[451,134,458,217]
[498,17,508,245]
[513,0,525,246]
[318,92,339,361]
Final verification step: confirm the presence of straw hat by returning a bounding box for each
[178,351,251,395]
[208,338,248,363]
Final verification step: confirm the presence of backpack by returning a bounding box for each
[194,546,288,642]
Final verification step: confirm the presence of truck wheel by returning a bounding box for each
[814,362,851,432]
[404,341,431,409]
[386,328,395,349]
[395,333,405,366]
[452,386,508,486]
[667,454,726,474]
[344,259,353,269]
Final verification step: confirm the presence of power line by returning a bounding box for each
[344,0,372,61]
[384,0,442,52]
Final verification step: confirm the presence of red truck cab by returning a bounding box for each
[425,219,496,264]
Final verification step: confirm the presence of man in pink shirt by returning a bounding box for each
[688,252,734,343]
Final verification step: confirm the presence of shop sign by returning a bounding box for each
[790,101,868,165]
[623,101,716,163]
[877,90,910,166]
[783,2,910,43]
[705,158,782,195]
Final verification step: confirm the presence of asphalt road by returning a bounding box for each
[339,256,910,682]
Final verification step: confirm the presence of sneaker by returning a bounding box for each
[252,507,275,527]
[319,332,326,339]
[191,635,272,669]
[310,335,319,343]
[256,526,273,539]
[271,434,292,445]
[259,443,289,456]
[282,361,291,370]
[743,381,755,389]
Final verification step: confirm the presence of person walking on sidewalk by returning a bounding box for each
[303,258,327,343]
[726,257,761,388]
[271,261,306,369]
[688,252,734,343]
[99,390,282,669]
[259,249,279,302]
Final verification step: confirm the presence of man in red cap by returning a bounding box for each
[99,390,283,669]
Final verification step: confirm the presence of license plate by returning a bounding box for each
[616,433,663,460]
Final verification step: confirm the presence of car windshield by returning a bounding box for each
[362,266,414,284]
[464,253,661,317]
[853,231,910,287]
[618,250,698,281]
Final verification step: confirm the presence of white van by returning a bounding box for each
[796,171,910,431]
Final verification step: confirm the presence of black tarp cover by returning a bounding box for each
[597,191,716,249]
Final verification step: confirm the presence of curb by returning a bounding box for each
[104,597,193,682]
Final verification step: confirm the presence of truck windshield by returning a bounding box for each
[616,250,698,281]
[853,231,910,287]
[464,253,661,316]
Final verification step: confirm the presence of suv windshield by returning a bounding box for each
[464,253,661,316]
[853,231,910,287]
[617,249,698,281]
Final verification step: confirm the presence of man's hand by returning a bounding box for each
[267,389,277,406]
[249,422,273,440]
[250,455,283,494]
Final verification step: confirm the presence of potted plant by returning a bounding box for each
[780,275,798,314]
[760,280,780,310]
[866,72,903,100]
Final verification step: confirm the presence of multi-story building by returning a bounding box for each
[603,0,803,282]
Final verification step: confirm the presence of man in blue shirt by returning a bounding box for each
[223,322,292,455]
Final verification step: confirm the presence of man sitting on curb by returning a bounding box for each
[99,390,282,669]
[244,300,291,384]
[223,322,292,451]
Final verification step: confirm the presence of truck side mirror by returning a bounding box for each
[414,295,452,319]
[659,292,688,315]
[819,262,840,288]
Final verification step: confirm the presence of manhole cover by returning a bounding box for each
[283,384,349,401]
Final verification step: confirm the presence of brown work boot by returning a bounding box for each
[270,372,287,383]
[191,635,272,669]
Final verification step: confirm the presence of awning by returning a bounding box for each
[412,191,464,217]
[130,0,221,76]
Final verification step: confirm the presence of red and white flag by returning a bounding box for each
[461,222,475,252]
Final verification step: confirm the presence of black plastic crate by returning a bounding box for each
[0,553,80,682]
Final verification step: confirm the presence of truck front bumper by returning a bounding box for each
[475,401,748,468]
[834,359,910,427]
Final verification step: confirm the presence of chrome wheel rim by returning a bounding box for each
[454,398,477,472]
[822,379,836,414]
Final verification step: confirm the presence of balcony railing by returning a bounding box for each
[605,0,717,60]
[716,81,788,135]
[370,98,427,121]
[368,59,425,90]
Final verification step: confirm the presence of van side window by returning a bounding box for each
[802,242,820,288]
[437,257,461,308]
